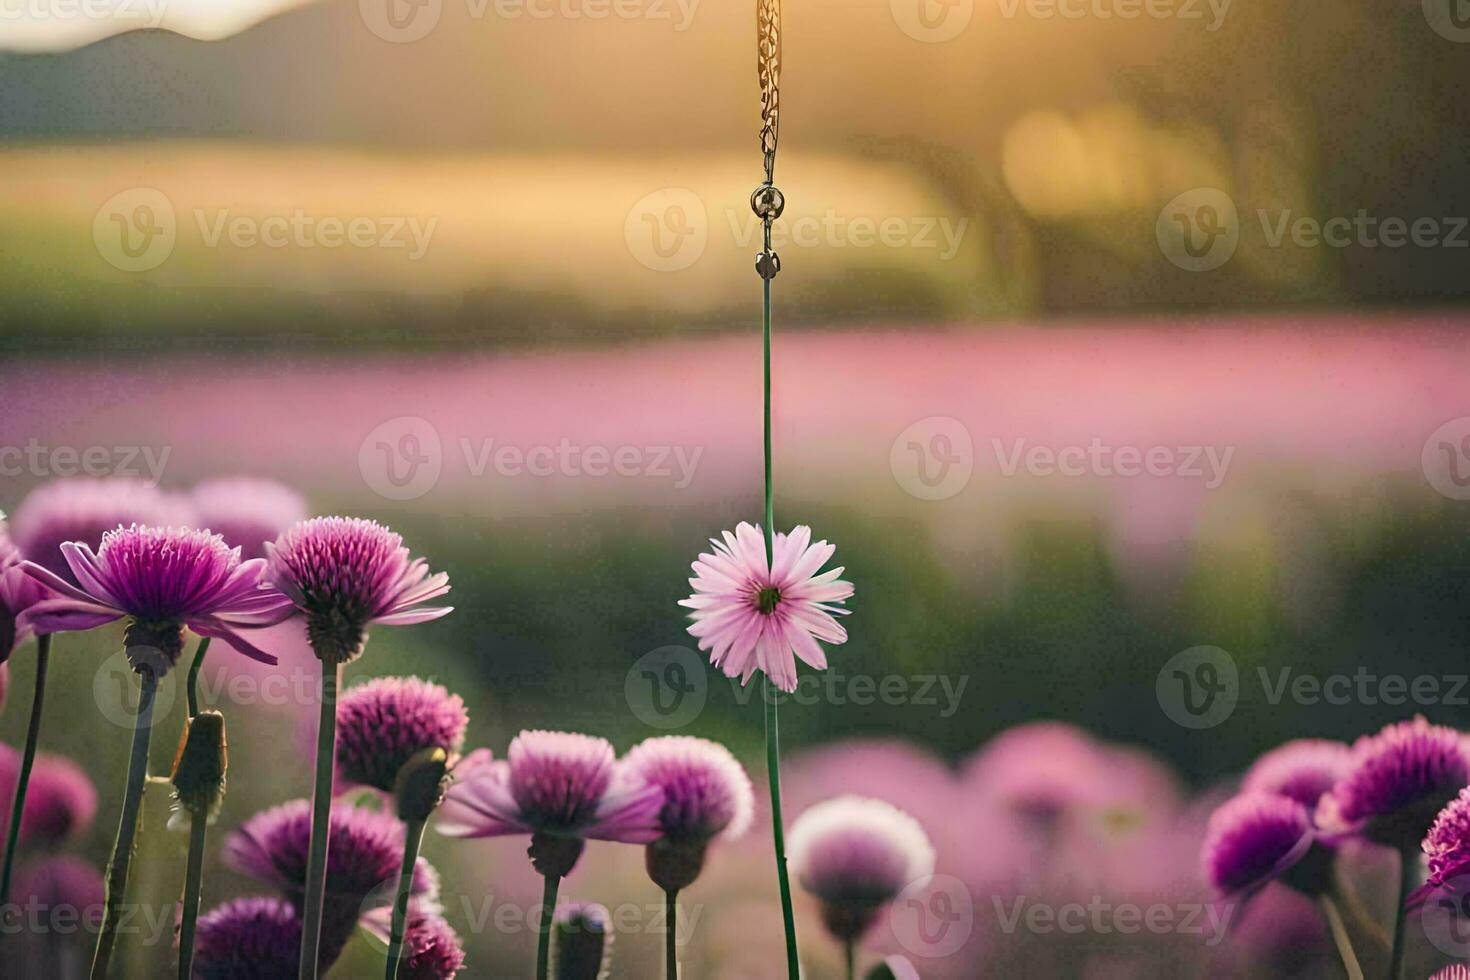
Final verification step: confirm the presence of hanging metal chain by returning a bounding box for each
[752,0,784,281]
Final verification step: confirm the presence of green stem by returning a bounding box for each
[1318,892,1363,980]
[0,634,50,907]
[91,665,158,980]
[185,637,211,717]
[1389,847,1414,980]
[536,873,560,980]
[298,658,343,980]
[665,889,679,980]
[178,808,209,979]
[845,940,855,980]
[384,818,427,980]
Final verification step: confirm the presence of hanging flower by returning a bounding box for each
[437,730,662,877]
[624,735,754,892]
[17,525,292,669]
[266,517,452,665]
[191,477,308,561]
[335,676,469,795]
[1242,739,1353,808]
[10,478,194,581]
[787,796,935,944]
[1201,793,1323,897]
[192,896,303,979]
[1316,716,1470,850]
[680,522,853,693]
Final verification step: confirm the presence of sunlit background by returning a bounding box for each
[4,0,1470,976]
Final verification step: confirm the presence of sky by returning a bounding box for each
[0,0,313,51]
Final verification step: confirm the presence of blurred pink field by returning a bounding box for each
[2,315,1465,525]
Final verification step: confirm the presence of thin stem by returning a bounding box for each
[763,265,773,542]
[665,889,679,980]
[185,637,211,717]
[0,634,51,906]
[91,666,158,980]
[766,682,800,979]
[844,940,855,980]
[1389,847,1414,980]
[298,658,343,980]
[177,809,209,979]
[536,873,560,980]
[384,818,427,980]
[1318,892,1363,980]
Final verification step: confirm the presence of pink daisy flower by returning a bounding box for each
[18,524,294,668]
[679,522,853,693]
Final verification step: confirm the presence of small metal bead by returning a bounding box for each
[750,183,785,221]
[755,249,781,280]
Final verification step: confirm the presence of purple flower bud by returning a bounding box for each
[336,676,468,795]
[552,902,611,980]
[1201,793,1320,897]
[193,897,302,979]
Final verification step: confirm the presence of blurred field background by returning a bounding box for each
[4,0,1470,976]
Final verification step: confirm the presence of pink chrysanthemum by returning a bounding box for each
[1201,793,1318,897]
[17,524,292,669]
[787,795,935,942]
[1316,716,1470,850]
[193,896,304,979]
[1422,786,1470,890]
[1242,739,1352,808]
[266,517,452,665]
[0,745,97,846]
[192,477,308,561]
[10,478,194,581]
[336,676,469,794]
[680,522,853,693]
[400,913,466,980]
[437,730,662,876]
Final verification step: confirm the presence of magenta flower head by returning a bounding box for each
[336,676,469,796]
[0,516,51,662]
[624,735,754,892]
[0,745,97,846]
[1201,793,1326,898]
[1432,966,1470,980]
[12,854,103,923]
[193,896,303,979]
[18,524,293,671]
[224,799,440,962]
[266,517,452,666]
[399,913,466,980]
[680,522,853,693]
[1242,738,1352,808]
[551,903,611,980]
[10,478,193,581]
[192,477,308,561]
[1316,716,1470,851]
[438,730,663,877]
[1420,786,1470,896]
[787,796,936,943]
